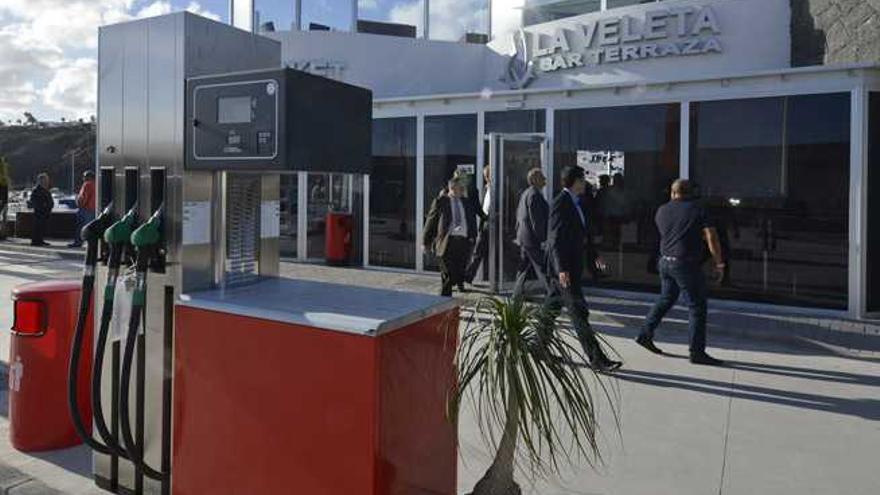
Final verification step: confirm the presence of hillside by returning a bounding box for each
[0,124,95,193]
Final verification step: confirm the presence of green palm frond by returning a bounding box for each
[450,296,620,478]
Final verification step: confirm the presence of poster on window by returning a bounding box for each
[576,150,625,186]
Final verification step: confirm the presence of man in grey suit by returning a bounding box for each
[423,177,478,296]
[512,168,551,299]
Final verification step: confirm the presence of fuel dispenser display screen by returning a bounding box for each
[191,79,278,162]
[186,68,372,174]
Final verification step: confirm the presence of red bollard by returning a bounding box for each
[325,211,354,265]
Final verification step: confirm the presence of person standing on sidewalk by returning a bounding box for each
[512,168,550,299]
[68,170,96,248]
[635,179,726,366]
[27,173,54,247]
[423,177,477,297]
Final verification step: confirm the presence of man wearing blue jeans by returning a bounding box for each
[636,179,726,366]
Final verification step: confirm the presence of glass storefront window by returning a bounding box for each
[555,103,680,290]
[303,0,354,31]
[867,93,880,313]
[691,93,851,309]
[423,114,478,271]
[255,0,295,31]
[358,0,424,37]
[524,0,600,27]
[485,109,545,134]
[280,174,298,258]
[370,117,417,269]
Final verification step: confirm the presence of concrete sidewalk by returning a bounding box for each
[0,251,875,494]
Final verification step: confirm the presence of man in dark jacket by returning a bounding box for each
[512,168,550,299]
[542,166,621,372]
[423,177,478,296]
[28,173,54,247]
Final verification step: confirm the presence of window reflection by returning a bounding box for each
[370,118,417,268]
[358,0,423,37]
[423,114,478,271]
[691,94,850,308]
[555,104,681,289]
[255,0,294,31]
[280,174,298,257]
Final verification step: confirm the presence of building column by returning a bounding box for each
[294,0,302,30]
[849,85,869,318]
[423,0,430,39]
[544,107,554,199]
[297,171,308,260]
[415,114,426,272]
[363,174,370,267]
[351,0,358,32]
[680,100,690,179]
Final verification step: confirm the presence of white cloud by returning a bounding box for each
[0,0,220,121]
[389,0,488,41]
[359,0,379,11]
[42,58,98,117]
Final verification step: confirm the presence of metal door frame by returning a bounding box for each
[486,132,549,293]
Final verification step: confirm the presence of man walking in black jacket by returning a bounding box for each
[543,167,621,373]
[512,167,550,299]
[635,179,726,366]
[28,173,54,247]
[423,177,478,297]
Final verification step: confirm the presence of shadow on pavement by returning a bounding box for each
[613,368,880,421]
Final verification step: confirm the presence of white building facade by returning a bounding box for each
[229,0,880,318]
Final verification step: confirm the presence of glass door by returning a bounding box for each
[487,133,548,293]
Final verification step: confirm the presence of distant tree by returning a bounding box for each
[15,119,21,125]
[22,112,37,126]
[60,117,66,123]
[77,118,84,124]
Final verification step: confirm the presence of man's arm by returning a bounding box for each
[703,227,725,269]
[529,194,548,245]
[422,197,442,249]
[549,199,575,287]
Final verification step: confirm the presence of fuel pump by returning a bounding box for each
[91,207,139,458]
[119,206,164,482]
[68,205,115,454]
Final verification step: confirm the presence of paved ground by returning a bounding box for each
[0,245,876,494]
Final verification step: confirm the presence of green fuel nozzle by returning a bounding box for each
[130,206,163,249]
[104,206,139,245]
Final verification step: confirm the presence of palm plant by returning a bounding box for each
[450,297,618,495]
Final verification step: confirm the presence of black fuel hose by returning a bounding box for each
[67,207,115,454]
[89,246,130,459]
[90,207,140,459]
[119,208,165,481]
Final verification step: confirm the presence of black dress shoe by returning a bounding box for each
[690,352,725,366]
[591,359,623,373]
[635,335,663,354]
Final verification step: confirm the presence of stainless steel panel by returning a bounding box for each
[260,174,280,279]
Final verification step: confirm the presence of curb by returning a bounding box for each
[0,241,84,261]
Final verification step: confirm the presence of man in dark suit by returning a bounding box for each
[28,173,54,247]
[542,166,621,372]
[512,168,550,299]
[423,177,478,297]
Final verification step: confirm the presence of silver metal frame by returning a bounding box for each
[485,132,548,293]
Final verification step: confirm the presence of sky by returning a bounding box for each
[0,0,490,124]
